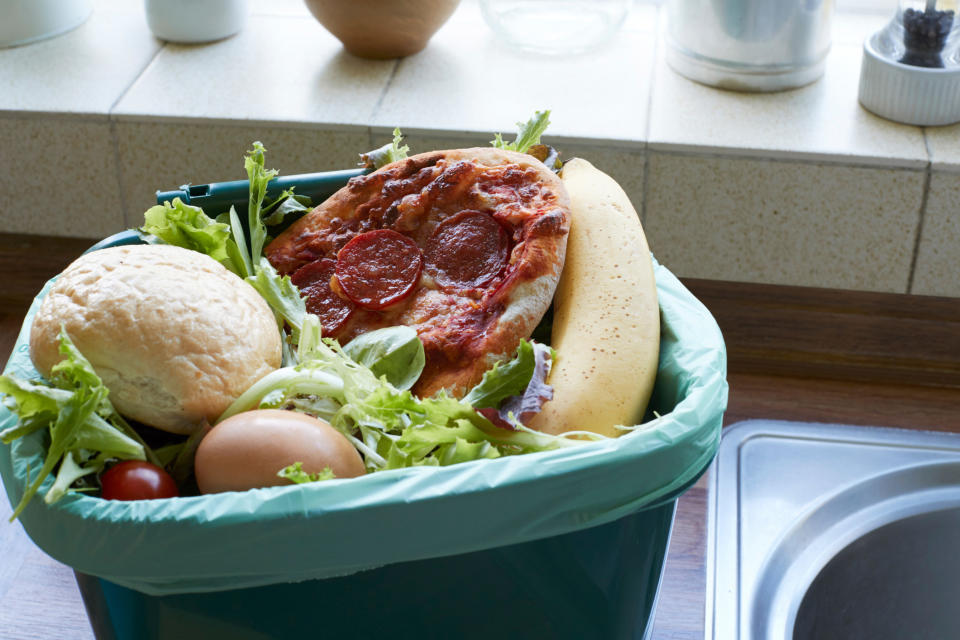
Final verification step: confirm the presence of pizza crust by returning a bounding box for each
[266,147,570,398]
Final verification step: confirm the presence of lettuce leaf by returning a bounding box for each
[360,128,409,170]
[244,141,279,272]
[46,450,102,506]
[463,340,544,408]
[491,110,551,154]
[227,205,253,278]
[261,188,311,228]
[246,258,308,365]
[0,330,151,520]
[217,325,583,473]
[141,198,241,275]
[342,326,425,391]
[468,341,555,430]
[277,461,335,484]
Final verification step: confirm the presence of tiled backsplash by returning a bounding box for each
[1,0,957,297]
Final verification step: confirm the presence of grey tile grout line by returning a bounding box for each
[906,129,934,295]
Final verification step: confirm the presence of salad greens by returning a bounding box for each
[0,331,154,520]
[218,320,584,472]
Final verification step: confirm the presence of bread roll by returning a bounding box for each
[29,244,282,434]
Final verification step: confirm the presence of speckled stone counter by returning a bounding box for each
[1,0,958,296]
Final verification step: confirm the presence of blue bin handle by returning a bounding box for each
[87,168,368,255]
[155,168,366,218]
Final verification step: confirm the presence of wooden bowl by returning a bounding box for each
[304,0,461,59]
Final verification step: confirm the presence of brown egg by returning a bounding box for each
[194,409,366,494]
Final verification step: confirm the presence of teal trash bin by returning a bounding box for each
[0,172,727,640]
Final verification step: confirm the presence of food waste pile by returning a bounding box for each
[1,112,661,518]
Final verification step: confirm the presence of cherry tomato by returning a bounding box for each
[100,461,179,501]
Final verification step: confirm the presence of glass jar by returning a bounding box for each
[479,0,631,56]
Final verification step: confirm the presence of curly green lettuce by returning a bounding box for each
[277,462,335,484]
[0,330,154,520]
[219,323,589,473]
[360,128,410,169]
[491,110,551,154]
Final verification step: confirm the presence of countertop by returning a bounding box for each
[1,233,958,639]
[1,0,959,297]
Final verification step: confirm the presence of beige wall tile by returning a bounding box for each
[911,172,960,297]
[0,116,123,238]
[116,121,371,226]
[644,153,924,292]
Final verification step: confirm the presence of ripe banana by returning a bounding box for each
[528,158,660,438]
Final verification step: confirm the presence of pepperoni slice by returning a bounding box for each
[290,258,355,335]
[424,210,510,291]
[335,229,423,310]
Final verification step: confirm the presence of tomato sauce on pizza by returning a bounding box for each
[266,147,570,398]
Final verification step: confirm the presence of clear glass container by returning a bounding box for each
[479,0,630,56]
[873,0,960,68]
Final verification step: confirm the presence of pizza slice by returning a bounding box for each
[266,147,570,399]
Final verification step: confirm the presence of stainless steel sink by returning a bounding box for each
[705,420,960,640]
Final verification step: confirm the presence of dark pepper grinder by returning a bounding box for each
[899,0,955,67]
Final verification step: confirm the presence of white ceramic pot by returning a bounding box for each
[145,0,250,44]
[0,0,93,48]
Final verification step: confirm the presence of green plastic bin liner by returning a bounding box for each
[0,237,727,639]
